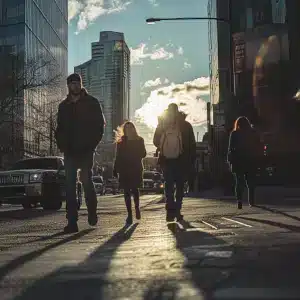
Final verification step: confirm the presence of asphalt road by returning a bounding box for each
[0,192,300,300]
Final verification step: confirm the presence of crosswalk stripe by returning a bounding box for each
[222,217,252,228]
[201,220,218,230]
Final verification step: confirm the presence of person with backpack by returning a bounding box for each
[153,103,196,222]
[113,121,147,225]
[227,116,263,209]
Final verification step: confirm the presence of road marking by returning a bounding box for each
[202,220,218,230]
[222,217,252,228]
[205,251,233,258]
[185,228,203,232]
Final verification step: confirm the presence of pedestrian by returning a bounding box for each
[153,103,196,222]
[55,73,105,233]
[227,116,263,209]
[113,121,146,225]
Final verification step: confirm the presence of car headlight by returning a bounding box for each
[29,173,43,183]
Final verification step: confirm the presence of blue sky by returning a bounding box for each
[68,0,210,140]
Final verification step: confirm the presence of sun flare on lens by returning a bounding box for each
[135,77,210,129]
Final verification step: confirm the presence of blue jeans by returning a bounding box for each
[163,159,185,214]
[64,152,97,223]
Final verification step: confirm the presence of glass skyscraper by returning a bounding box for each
[75,31,131,143]
[0,0,68,166]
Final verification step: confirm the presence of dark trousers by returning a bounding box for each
[234,172,255,204]
[124,188,140,215]
[163,159,185,214]
[64,152,97,223]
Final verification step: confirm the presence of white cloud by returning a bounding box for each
[143,77,170,88]
[143,78,162,88]
[135,77,210,128]
[177,46,184,55]
[184,62,192,69]
[130,43,174,65]
[69,0,132,32]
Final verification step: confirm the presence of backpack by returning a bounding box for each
[160,124,182,159]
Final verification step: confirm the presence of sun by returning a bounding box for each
[135,97,174,128]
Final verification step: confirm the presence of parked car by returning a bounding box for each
[0,156,65,210]
[141,171,164,194]
[105,178,119,195]
[93,176,106,195]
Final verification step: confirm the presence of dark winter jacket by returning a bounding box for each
[227,129,263,173]
[113,136,147,190]
[153,111,196,173]
[55,89,105,156]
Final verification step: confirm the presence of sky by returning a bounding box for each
[68,0,210,146]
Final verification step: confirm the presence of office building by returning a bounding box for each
[75,31,131,143]
[207,0,299,182]
[0,0,68,167]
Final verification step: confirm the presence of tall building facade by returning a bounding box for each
[75,31,130,143]
[208,0,300,183]
[0,0,68,166]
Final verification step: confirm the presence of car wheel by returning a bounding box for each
[22,198,35,209]
[41,198,62,210]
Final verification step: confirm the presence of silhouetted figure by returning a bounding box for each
[113,121,147,225]
[55,73,105,233]
[227,116,263,209]
[153,103,196,222]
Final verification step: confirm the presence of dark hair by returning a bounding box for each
[233,116,252,131]
[114,121,139,143]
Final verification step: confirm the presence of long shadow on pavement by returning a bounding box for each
[0,228,95,282]
[141,220,230,299]
[236,216,300,232]
[256,205,300,222]
[13,223,138,300]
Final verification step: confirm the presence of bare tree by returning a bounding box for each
[0,49,64,159]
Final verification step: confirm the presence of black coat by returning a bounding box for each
[55,89,105,156]
[227,129,263,173]
[153,111,196,178]
[113,137,147,189]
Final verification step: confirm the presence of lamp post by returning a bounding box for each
[146,17,229,24]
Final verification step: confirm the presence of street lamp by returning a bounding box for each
[146,17,230,24]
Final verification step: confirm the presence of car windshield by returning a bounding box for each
[93,177,103,183]
[10,158,59,170]
[144,172,162,181]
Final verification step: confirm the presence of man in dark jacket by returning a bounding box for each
[55,73,105,233]
[153,103,196,222]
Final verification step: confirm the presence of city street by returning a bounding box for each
[0,192,300,299]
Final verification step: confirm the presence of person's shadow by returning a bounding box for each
[13,223,138,300]
[142,220,230,299]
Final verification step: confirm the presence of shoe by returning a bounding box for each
[88,213,98,226]
[126,215,133,225]
[64,222,79,234]
[249,200,254,207]
[177,213,184,222]
[237,201,243,209]
[166,211,175,222]
[135,207,141,220]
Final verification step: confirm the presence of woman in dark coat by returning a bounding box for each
[227,116,263,209]
[113,121,147,225]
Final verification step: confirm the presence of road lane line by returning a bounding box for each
[222,217,252,227]
[202,220,218,230]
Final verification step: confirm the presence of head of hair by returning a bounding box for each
[114,121,138,143]
[233,116,252,132]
